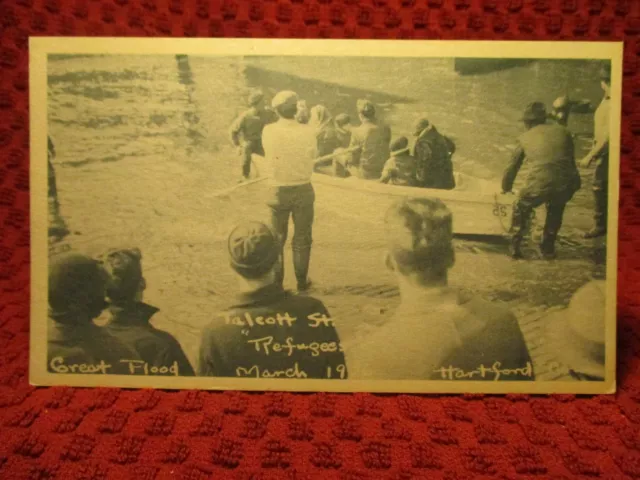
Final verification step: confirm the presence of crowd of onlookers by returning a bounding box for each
[47,196,605,382]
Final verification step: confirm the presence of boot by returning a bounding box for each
[509,238,523,259]
[273,250,285,287]
[585,189,607,238]
[293,247,312,291]
[584,227,606,239]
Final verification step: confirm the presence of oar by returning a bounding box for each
[209,146,361,199]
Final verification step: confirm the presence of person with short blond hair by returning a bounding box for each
[344,198,533,381]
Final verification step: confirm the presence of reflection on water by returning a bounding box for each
[176,54,205,151]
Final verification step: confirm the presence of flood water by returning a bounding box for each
[46,55,609,377]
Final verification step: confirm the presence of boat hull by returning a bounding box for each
[311,174,514,237]
[251,155,517,237]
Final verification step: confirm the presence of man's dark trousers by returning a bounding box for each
[511,189,574,255]
[240,140,265,179]
[268,183,314,288]
[593,152,608,233]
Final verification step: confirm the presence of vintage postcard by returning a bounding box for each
[30,38,621,394]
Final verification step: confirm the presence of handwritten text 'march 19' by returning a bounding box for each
[235,363,347,379]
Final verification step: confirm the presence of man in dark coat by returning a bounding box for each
[198,221,347,379]
[48,253,139,375]
[412,118,456,190]
[100,248,195,376]
[502,102,581,259]
[229,89,278,181]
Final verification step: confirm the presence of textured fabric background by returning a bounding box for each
[1,0,640,478]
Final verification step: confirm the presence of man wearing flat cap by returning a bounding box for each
[412,118,456,190]
[502,102,581,259]
[580,63,612,239]
[197,221,347,378]
[379,136,417,186]
[48,253,140,375]
[229,88,278,181]
[348,99,392,179]
[262,90,318,292]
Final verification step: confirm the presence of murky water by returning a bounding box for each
[47,55,608,374]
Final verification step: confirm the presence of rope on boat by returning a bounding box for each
[493,193,539,236]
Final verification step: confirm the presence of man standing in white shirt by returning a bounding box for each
[580,63,611,239]
[262,91,318,292]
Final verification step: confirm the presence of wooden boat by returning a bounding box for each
[250,155,518,237]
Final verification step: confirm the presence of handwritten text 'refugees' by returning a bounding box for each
[49,357,182,375]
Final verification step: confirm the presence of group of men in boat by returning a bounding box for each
[229,62,610,262]
[229,91,457,190]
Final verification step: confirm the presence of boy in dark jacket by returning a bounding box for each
[100,248,195,376]
[48,253,139,375]
[198,221,347,379]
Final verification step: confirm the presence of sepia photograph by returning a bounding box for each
[30,38,621,394]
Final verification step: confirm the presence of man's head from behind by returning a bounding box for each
[49,252,108,323]
[521,102,547,129]
[100,248,145,305]
[228,221,280,285]
[247,89,265,108]
[272,91,299,120]
[384,198,455,286]
[357,99,376,121]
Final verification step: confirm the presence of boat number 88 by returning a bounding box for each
[492,205,508,217]
[492,205,536,219]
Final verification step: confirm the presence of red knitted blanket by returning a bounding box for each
[2,0,640,478]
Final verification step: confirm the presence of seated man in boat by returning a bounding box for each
[502,102,581,260]
[348,99,391,180]
[333,113,353,150]
[343,198,533,381]
[100,247,195,376]
[413,118,456,190]
[309,105,336,157]
[48,252,141,375]
[312,108,354,159]
[379,137,417,186]
[228,89,278,181]
[295,99,310,124]
[197,221,347,379]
